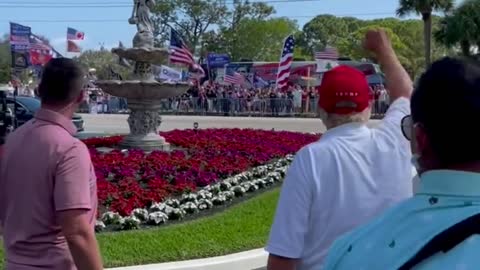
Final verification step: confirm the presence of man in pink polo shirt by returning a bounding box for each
[0,58,103,270]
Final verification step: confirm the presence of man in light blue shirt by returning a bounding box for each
[323,31,480,270]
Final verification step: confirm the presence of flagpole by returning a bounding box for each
[307,66,311,89]
[275,35,289,90]
[206,53,212,85]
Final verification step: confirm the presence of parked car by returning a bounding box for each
[5,96,85,132]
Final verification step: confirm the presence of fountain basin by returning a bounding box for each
[95,81,190,151]
[112,47,170,63]
[95,80,190,100]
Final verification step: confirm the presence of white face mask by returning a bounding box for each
[411,153,422,174]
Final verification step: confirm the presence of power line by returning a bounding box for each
[0,12,396,23]
[0,0,326,7]
[0,0,317,3]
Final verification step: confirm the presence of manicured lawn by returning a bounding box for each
[0,188,280,268]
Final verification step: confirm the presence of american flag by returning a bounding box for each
[276,35,294,89]
[224,69,245,85]
[29,35,57,65]
[315,47,338,60]
[169,28,205,77]
[67,27,85,41]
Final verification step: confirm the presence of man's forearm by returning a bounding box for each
[377,49,413,102]
[66,231,103,270]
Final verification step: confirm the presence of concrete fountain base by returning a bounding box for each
[94,80,189,152]
[119,133,171,152]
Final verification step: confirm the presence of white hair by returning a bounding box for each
[318,106,371,130]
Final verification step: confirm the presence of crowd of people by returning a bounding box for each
[78,83,391,117]
[4,28,480,270]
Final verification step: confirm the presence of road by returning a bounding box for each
[79,114,381,136]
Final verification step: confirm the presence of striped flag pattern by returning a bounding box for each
[169,28,205,78]
[314,47,339,60]
[276,35,294,89]
[224,69,245,85]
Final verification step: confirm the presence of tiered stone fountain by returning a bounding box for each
[96,0,189,151]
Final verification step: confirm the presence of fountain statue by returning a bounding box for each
[96,0,189,151]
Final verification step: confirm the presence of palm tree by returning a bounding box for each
[435,0,480,57]
[397,0,454,67]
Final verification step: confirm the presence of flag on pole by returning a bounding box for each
[169,28,205,77]
[276,35,295,89]
[67,27,85,41]
[67,40,81,53]
[314,47,338,60]
[224,69,245,85]
[29,35,54,65]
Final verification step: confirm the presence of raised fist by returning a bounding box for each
[363,29,393,56]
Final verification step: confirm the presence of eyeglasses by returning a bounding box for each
[401,115,413,141]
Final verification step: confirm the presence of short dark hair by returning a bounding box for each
[411,57,480,166]
[38,58,85,105]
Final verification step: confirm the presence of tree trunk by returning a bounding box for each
[461,40,471,56]
[422,13,432,67]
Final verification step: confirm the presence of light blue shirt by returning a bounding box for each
[323,170,480,270]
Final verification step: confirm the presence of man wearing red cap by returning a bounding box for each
[266,29,414,270]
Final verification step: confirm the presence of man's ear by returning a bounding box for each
[413,124,429,155]
[76,90,85,103]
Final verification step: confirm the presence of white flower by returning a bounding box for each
[221,191,235,201]
[232,186,246,197]
[132,208,149,221]
[95,220,106,232]
[120,216,140,230]
[181,193,197,204]
[198,199,213,210]
[101,212,122,225]
[149,202,167,212]
[220,181,232,191]
[165,199,181,208]
[197,190,213,200]
[168,208,186,220]
[226,177,239,186]
[181,202,199,214]
[148,212,169,225]
[212,195,227,205]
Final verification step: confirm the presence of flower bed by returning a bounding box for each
[83,129,320,231]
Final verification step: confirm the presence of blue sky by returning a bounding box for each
[0,0,463,55]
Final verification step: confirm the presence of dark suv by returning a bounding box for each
[6,96,85,132]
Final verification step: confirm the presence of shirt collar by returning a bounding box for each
[418,170,480,197]
[320,122,369,141]
[34,109,77,135]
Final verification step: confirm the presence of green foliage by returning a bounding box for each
[0,37,11,84]
[396,0,454,66]
[0,188,281,268]
[435,0,480,56]
[209,18,298,61]
[396,0,454,16]
[296,15,448,79]
[74,49,131,80]
[152,0,229,52]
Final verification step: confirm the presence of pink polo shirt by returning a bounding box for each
[0,109,97,270]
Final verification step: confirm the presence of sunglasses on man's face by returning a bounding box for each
[401,115,413,141]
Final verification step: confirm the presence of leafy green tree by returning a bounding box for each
[218,18,298,61]
[0,36,11,84]
[152,0,228,53]
[75,49,131,80]
[396,0,454,67]
[337,25,407,62]
[435,0,480,56]
[297,15,363,58]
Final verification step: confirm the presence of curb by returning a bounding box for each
[107,248,267,270]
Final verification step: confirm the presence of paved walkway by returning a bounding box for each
[80,114,381,135]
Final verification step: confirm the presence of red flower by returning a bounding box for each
[82,129,320,216]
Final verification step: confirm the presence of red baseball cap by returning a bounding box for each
[318,65,372,115]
